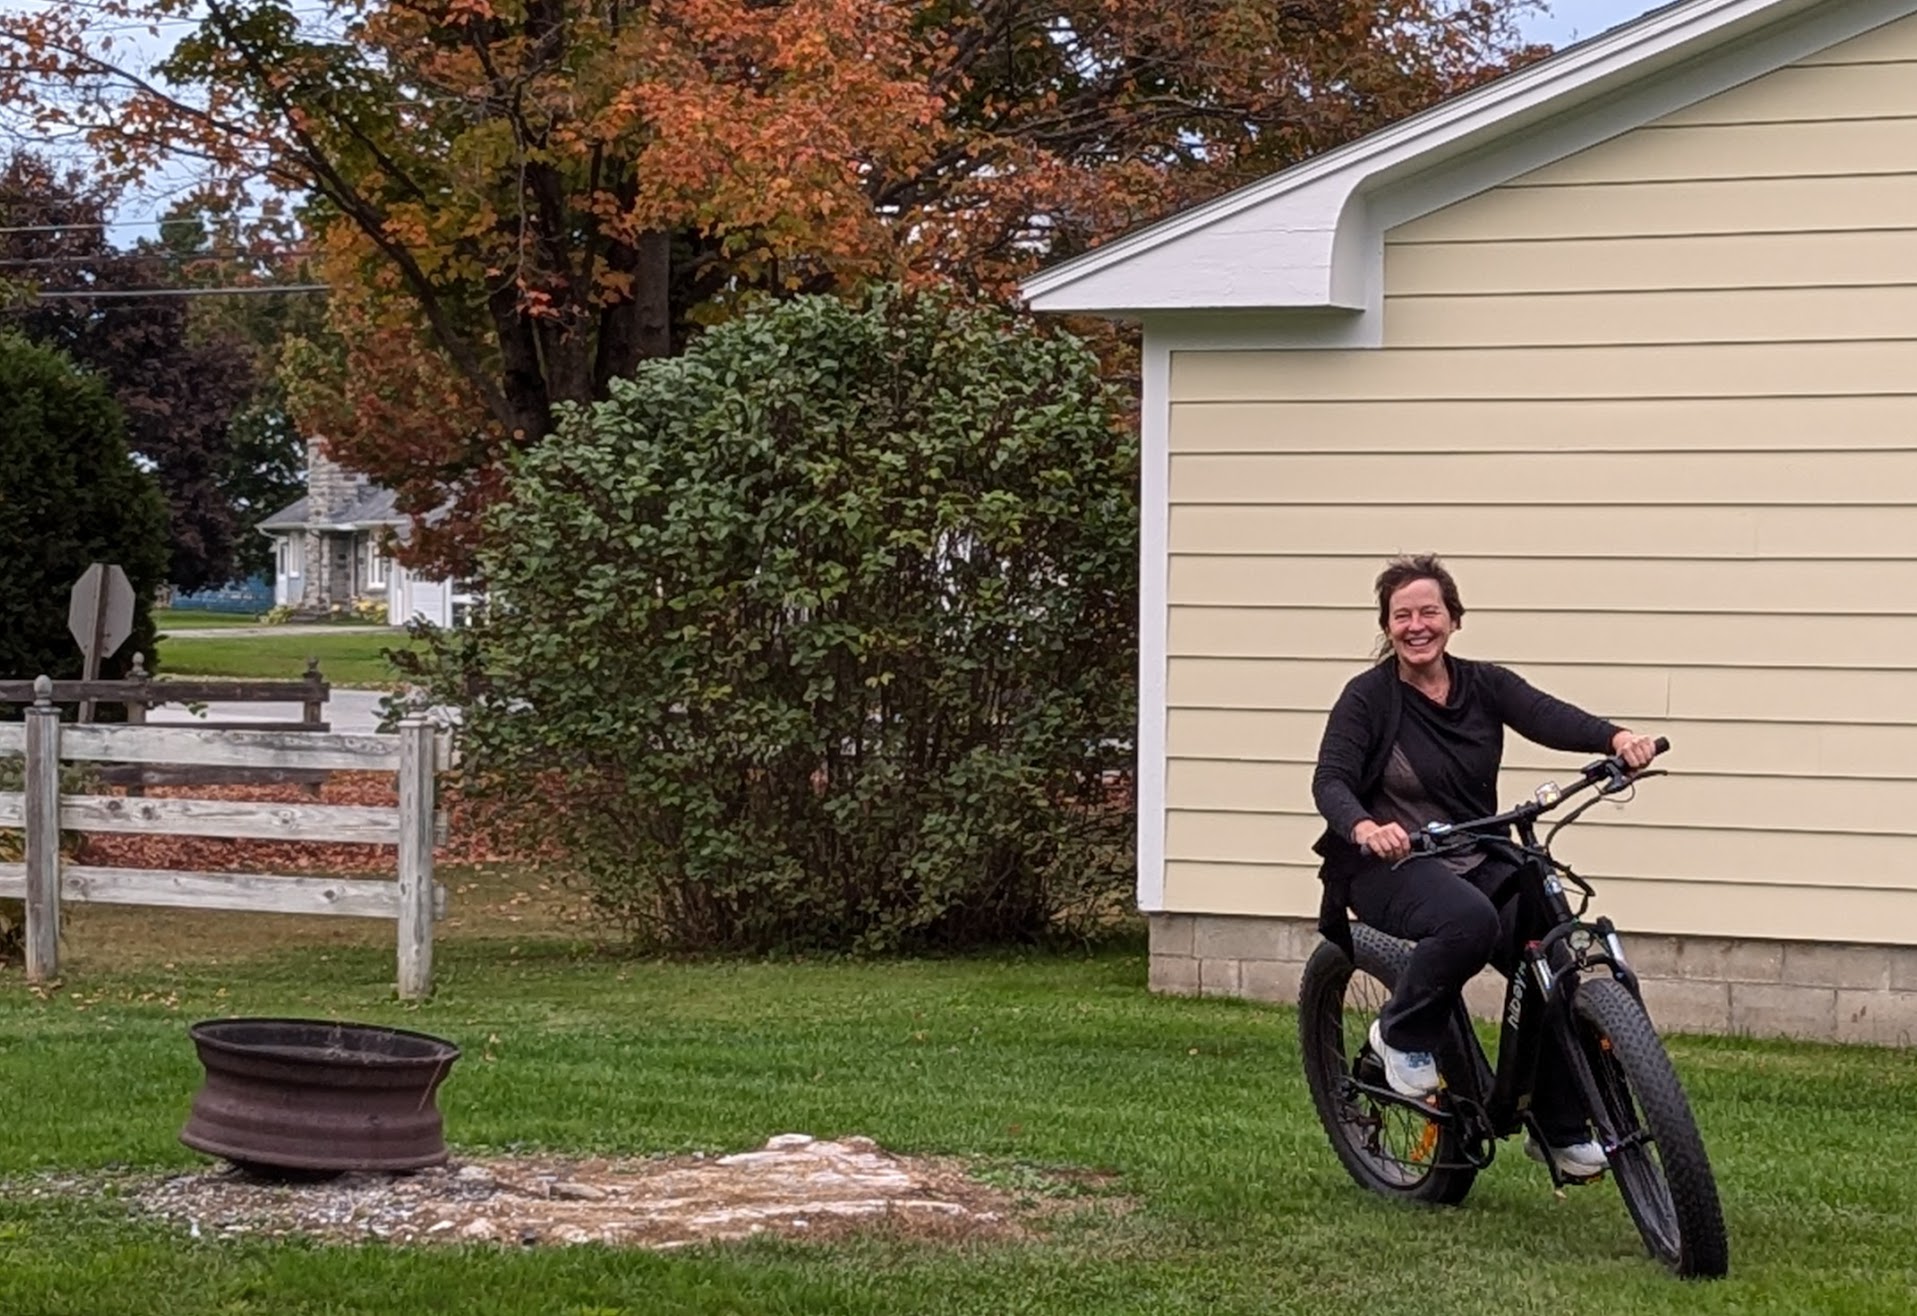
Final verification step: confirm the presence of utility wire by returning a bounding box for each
[0,251,312,267]
[25,283,329,298]
[0,217,279,235]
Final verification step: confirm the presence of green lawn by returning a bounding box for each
[156,631,421,686]
[153,608,265,630]
[2,886,1914,1315]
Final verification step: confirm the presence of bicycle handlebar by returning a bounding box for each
[1407,736,1670,855]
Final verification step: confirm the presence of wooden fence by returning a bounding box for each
[0,653,331,731]
[0,676,448,998]
[0,657,334,791]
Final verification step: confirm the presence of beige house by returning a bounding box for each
[1023,0,1917,1045]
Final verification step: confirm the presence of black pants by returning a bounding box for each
[1347,853,1589,1144]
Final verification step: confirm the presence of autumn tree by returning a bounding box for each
[0,153,277,590]
[0,0,1545,573]
[163,208,326,580]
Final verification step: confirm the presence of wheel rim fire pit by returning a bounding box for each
[181,1018,460,1176]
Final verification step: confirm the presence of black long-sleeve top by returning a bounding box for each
[1307,654,1622,952]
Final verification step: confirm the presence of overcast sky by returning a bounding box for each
[1528,0,1669,46]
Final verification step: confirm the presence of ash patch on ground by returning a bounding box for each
[7,1135,1107,1251]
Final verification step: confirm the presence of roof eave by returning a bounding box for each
[1020,0,1829,314]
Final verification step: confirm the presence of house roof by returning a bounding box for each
[258,495,309,531]
[1020,0,1917,319]
[336,485,404,528]
[257,483,408,535]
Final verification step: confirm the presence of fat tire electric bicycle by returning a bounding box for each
[1297,738,1730,1279]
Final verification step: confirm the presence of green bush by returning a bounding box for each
[443,288,1138,952]
[0,333,169,691]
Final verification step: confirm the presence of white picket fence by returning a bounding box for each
[0,676,449,998]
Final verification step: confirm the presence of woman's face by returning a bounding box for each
[1386,577,1455,673]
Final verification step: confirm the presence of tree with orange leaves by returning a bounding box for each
[0,0,1544,573]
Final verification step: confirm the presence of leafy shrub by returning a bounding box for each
[437,287,1137,952]
[0,333,169,690]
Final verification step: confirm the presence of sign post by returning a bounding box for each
[67,563,137,723]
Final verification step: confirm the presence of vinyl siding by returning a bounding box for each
[1163,11,1917,945]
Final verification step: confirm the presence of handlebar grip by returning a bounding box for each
[1653,736,1670,755]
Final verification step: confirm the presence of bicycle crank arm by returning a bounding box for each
[1338,1076,1460,1125]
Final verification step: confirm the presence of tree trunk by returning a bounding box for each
[487,281,553,442]
[595,228,672,390]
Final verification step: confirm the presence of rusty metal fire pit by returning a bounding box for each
[181,1018,460,1177]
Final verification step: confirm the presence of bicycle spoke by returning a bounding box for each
[1330,968,1442,1185]
[1300,927,1480,1207]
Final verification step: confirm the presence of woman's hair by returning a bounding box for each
[1373,554,1466,642]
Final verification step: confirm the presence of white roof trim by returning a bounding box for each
[1021,0,1917,320]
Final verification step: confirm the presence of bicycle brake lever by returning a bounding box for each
[1599,766,1668,796]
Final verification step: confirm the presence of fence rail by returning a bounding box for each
[0,675,447,998]
[0,793,410,843]
[0,864,446,920]
[0,655,331,733]
[0,723,412,771]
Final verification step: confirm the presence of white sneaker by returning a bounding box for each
[1367,1019,1439,1098]
[1525,1131,1608,1180]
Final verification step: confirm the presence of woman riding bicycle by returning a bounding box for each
[1311,554,1659,1180]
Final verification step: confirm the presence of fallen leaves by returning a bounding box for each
[73,773,508,876]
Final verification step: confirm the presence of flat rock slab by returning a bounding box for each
[18,1135,1032,1250]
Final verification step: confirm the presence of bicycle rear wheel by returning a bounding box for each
[1299,924,1478,1206]
[1570,977,1729,1278]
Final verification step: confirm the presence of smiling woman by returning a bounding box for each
[1307,553,1659,1178]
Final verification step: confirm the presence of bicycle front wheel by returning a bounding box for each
[1570,977,1729,1279]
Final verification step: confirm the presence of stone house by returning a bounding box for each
[257,439,472,628]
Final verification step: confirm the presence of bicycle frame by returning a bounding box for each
[1348,741,1668,1176]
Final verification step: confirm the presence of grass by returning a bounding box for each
[3,875,1916,1315]
[155,631,422,687]
[153,609,265,630]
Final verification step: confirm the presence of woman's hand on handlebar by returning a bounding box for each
[1352,819,1412,862]
[1610,729,1660,771]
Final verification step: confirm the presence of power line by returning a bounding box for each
[0,214,283,235]
[25,283,329,299]
[0,218,260,235]
[0,251,312,267]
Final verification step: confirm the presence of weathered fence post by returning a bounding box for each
[395,716,436,1000]
[125,652,151,725]
[301,657,326,730]
[123,654,150,798]
[23,676,62,982]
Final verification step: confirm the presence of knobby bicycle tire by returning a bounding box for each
[1571,977,1729,1279]
[1299,925,1478,1206]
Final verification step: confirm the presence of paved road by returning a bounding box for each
[148,625,412,732]
[145,687,394,734]
[161,625,394,639]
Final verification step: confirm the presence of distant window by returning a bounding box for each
[275,539,289,577]
[367,542,389,588]
[451,583,480,629]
